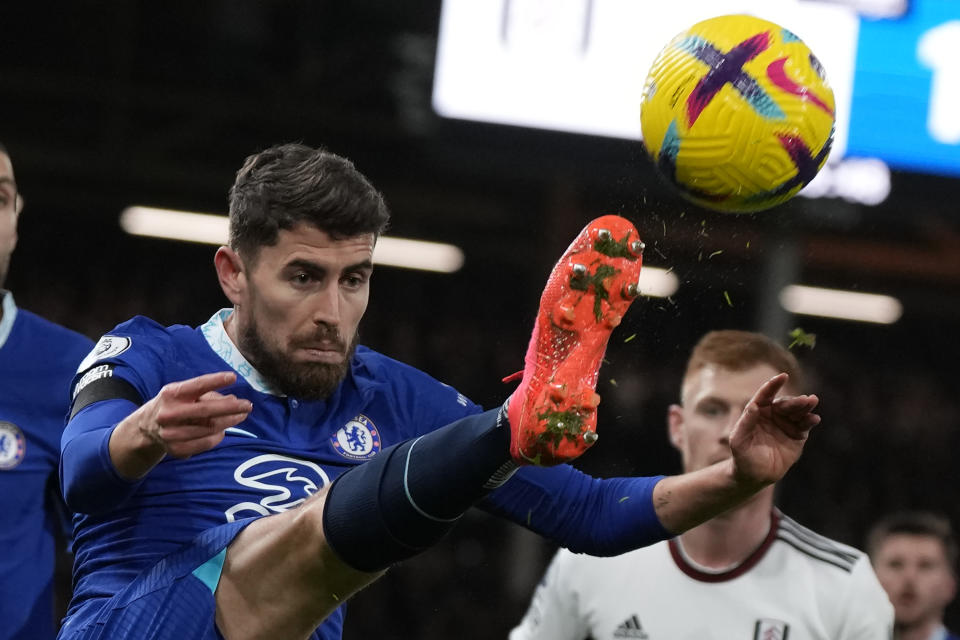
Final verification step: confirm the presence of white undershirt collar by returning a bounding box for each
[929,625,949,640]
[200,309,284,396]
[0,290,18,350]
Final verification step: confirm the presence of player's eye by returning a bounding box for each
[342,273,368,289]
[698,403,726,418]
[291,272,314,285]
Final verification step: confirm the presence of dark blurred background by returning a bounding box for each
[3,1,960,637]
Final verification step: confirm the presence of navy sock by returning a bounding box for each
[321,407,517,572]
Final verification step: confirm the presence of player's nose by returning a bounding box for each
[311,282,342,326]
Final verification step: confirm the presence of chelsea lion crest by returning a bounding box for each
[0,421,26,470]
[331,414,382,461]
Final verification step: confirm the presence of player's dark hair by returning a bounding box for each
[0,141,8,156]
[684,330,804,395]
[867,511,959,574]
[228,143,390,263]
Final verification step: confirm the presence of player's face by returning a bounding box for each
[873,534,956,628]
[668,362,782,473]
[236,223,374,400]
[0,153,19,288]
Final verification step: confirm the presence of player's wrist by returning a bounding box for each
[109,415,167,480]
[725,458,773,496]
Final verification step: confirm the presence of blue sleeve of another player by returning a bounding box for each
[60,398,143,514]
[479,465,672,556]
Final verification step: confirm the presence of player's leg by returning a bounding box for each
[215,408,513,639]
[213,215,645,639]
[213,487,374,640]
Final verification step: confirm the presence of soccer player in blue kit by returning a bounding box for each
[0,142,94,639]
[57,143,822,640]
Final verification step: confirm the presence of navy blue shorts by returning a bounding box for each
[58,519,255,640]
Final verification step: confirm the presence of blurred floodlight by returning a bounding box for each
[120,207,229,245]
[638,266,680,298]
[120,206,465,273]
[846,0,908,18]
[370,236,465,273]
[799,157,891,206]
[779,284,902,324]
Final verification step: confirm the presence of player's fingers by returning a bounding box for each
[776,410,821,439]
[166,431,227,459]
[772,394,819,414]
[159,424,225,442]
[158,396,252,425]
[159,408,252,441]
[164,372,237,401]
[208,412,251,432]
[197,391,233,402]
[750,373,788,407]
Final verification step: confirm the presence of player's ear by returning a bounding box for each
[214,246,247,305]
[667,404,685,451]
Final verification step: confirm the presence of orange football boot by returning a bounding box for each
[506,215,644,466]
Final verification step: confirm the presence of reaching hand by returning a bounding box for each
[728,372,820,489]
[118,371,252,465]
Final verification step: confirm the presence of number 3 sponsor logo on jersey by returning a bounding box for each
[225,454,332,522]
[0,421,26,470]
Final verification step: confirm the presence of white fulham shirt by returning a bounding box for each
[511,511,893,640]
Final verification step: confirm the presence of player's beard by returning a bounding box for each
[239,315,357,401]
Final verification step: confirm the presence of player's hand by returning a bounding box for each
[111,372,252,479]
[138,371,252,458]
[728,373,820,489]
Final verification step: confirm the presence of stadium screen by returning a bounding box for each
[433,0,960,179]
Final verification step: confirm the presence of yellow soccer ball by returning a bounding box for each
[640,14,836,213]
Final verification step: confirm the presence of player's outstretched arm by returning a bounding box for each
[652,373,820,534]
[109,371,252,480]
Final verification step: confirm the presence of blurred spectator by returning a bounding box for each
[869,511,960,640]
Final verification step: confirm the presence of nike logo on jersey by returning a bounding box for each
[224,427,259,438]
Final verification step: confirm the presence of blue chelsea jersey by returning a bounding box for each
[0,292,94,639]
[61,310,672,640]
[62,310,482,634]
